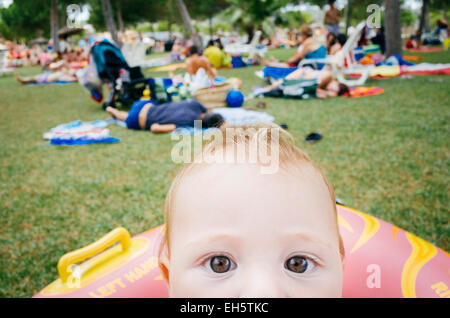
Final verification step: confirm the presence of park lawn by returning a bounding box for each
[0,48,449,297]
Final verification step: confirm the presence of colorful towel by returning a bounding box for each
[370,66,401,78]
[343,86,384,98]
[380,54,414,66]
[400,63,450,76]
[43,120,120,145]
[371,63,450,78]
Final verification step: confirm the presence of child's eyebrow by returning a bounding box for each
[183,233,241,249]
[282,232,334,249]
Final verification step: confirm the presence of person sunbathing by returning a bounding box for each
[263,25,327,69]
[172,46,217,79]
[15,62,77,85]
[258,68,349,99]
[106,100,227,133]
[326,32,346,55]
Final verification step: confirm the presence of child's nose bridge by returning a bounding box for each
[238,264,285,298]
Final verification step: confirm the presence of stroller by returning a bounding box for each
[78,39,173,109]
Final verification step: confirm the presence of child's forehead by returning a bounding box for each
[170,162,338,244]
[180,161,320,187]
[173,162,334,217]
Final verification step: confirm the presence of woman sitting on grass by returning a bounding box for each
[263,25,327,69]
[106,100,227,133]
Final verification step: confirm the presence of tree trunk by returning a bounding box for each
[345,0,352,35]
[101,0,121,47]
[209,16,213,38]
[443,1,448,22]
[175,0,202,49]
[168,1,174,38]
[116,2,125,38]
[418,0,429,38]
[298,11,303,25]
[424,2,430,32]
[385,0,402,57]
[245,26,254,44]
[50,0,59,53]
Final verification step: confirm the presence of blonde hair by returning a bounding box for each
[158,123,345,280]
[299,24,313,38]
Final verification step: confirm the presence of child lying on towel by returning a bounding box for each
[106,100,227,133]
[158,123,345,297]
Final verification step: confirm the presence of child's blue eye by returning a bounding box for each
[285,256,308,273]
[210,256,231,273]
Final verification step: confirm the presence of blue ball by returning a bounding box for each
[226,90,244,107]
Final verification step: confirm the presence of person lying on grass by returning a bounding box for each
[260,68,349,99]
[106,100,227,133]
[15,60,78,85]
[263,24,326,69]
[158,123,345,297]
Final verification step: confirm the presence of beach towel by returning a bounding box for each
[148,63,186,73]
[343,86,384,98]
[402,55,423,61]
[370,65,401,78]
[43,120,120,146]
[171,107,275,136]
[381,54,414,66]
[405,47,442,53]
[27,80,74,86]
[400,63,450,76]
[143,56,176,68]
[262,67,297,79]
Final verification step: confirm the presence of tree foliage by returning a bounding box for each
[0,0,50,41]
[219,0,290,38]
[0,0,83,41]
[88,0,169,31]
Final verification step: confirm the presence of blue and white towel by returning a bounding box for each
[171,108,275,136]
[43,120,120,145]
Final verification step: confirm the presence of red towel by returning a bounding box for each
[343,86,385,98]
[405,47,442,53]
[401,68,450,76]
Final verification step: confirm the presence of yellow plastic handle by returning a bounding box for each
[57,227,131,283]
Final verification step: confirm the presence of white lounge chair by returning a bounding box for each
[298,21,375,86]
[224,30,267,58]
[121,41,148,68]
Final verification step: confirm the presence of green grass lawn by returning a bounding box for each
[0,48,449,297]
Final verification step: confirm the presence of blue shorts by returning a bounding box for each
[125,100,155,130]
